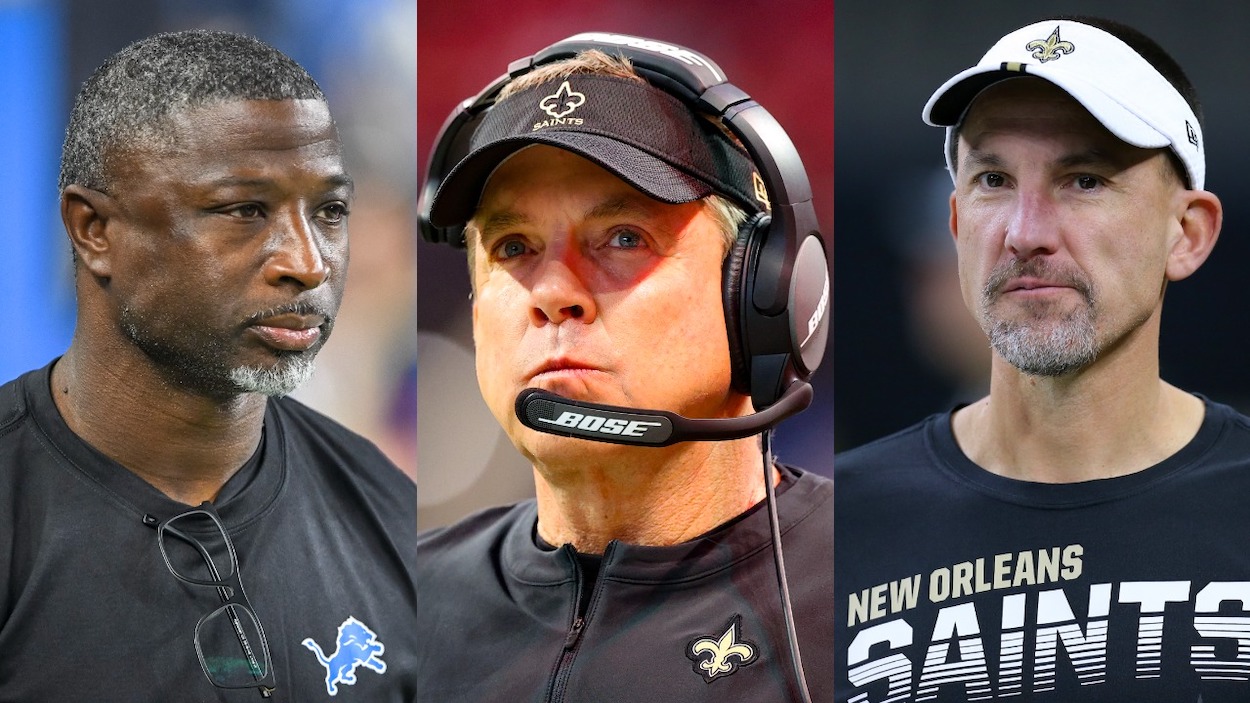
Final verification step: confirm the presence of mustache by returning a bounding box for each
[982,259,1095,305]
[243,300,335,327]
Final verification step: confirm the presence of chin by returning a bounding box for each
[511,424,661,469]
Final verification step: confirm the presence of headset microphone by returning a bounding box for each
[515,381,813,447]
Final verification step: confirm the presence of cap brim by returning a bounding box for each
[924,66,1170,150]
[428,132,715,228]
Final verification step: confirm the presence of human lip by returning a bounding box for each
[1001,277,1074,294]
[249,313,326,351]
[527,358,603,382]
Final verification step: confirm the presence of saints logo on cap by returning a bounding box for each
[539,81,586,119]
[1026,26,1075,63]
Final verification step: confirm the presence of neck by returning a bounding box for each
[52,338,268,506]
[532,436,772,554]
[952,321,1203,482]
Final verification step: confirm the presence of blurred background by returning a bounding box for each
[0,0,416,479]
[417,0,834,529]
[834,1,1250,451]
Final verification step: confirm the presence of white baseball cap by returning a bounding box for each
[923,18,1204,189]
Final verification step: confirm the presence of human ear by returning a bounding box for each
[1165,189,1222,282]
[60,185,118,279]
[948,190,959,244]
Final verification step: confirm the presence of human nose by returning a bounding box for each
[528,247,596,326]
[1003,189,1061,259]
[264,209,333,290]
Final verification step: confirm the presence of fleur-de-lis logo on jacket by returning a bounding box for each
[539,81,586,118]
[1026,26,1075,63]
[686,615,759,682]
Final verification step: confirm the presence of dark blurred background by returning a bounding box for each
[1,0,416,479]
[417,0,834,529]
[834,1,1250,452]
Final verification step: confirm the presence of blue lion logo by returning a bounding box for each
[302,616,387,696]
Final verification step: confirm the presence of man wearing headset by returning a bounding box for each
[834,16,1248,702]
[417,37,832,702]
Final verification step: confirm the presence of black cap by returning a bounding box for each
[427,74,763,228]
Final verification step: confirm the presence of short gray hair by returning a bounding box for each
[60,29,326,193]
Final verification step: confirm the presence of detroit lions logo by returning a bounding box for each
[302,616,387,696]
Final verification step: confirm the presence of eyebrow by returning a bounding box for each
[475,210,531,242]
[586,195,655,221]
[961,150,1004,173]
[204,172,355,193]
[962,147,1126,174]
[1054,149,1123,170]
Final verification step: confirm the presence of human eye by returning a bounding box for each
[1072,174,1103,191]
[491,237,532,260]
[315,201,351,224]
[218,203,265,219]
[976,172,1008,189]
[605,228,648,250]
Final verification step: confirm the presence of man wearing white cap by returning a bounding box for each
[835,15,1243,702]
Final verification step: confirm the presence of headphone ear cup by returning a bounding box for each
[722,212,769,397]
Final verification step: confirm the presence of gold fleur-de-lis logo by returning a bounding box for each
[1025,26,1075,63]
[539,81,586,118]
[686,615,759,683]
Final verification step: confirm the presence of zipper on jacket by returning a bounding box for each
[545,541,616,703]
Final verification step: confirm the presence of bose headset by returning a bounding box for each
[418,33,826,703]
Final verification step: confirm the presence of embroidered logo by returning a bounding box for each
[302,616,388,696]
[686,615,759,683]
[752,171,771,211]
[1025,26,1075,63]
[539,81,586,119]
[1186,120,1200,148]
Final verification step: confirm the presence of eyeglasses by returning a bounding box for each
[155,502,276,698]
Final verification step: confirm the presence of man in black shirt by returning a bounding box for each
[0,30,416,701]
[834,16,1246,702]
[417,34,832,703]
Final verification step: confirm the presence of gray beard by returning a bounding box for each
[984,306,1098,377]
[979,260,1099,377]
[229,356,316,397]
[121,306,322,399]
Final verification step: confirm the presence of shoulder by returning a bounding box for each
[418,501,533,556]
[1202,396,1250,432]
[270,396,406,466]
[834,414,939,475]
[417,501,534,585]
[1189,395,1250,461]
[0,373,28,440]
[268,395,416,502]
[778,464,832,516]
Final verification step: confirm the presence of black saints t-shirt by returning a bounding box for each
[835,397,1250,702]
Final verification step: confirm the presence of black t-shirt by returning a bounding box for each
[417,465,834,702]
[0,363,418,702]
[835,397,1250,702]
